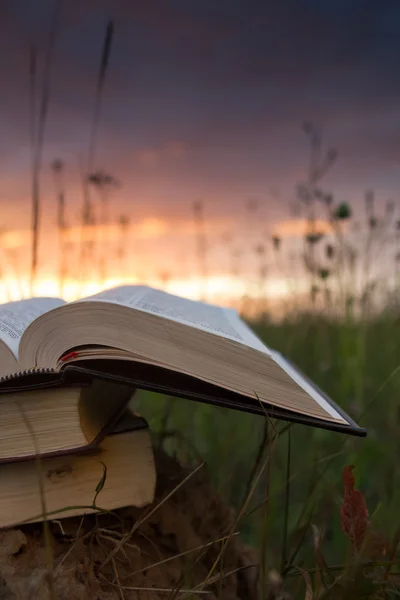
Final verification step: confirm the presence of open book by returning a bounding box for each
[0,286,365,436]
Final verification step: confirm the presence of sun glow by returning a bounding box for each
[0,272,302,311]
[0,216,314,313]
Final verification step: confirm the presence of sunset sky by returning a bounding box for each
[0,0,399,307]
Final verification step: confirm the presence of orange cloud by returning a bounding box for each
[164,141,186,158]
[0,231,26,250]
[138,149,160,168]
[273,218,342,238]
[0,217,170,250]
[137,140,187,167]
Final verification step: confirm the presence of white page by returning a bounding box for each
[0,298,65,359]
[81,285,149,306]
[79,285,272,354]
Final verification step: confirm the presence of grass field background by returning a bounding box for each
[135,309,400,585]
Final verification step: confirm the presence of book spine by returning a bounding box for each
[0,367,57,383]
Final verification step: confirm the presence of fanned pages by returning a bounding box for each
[0,410,156,528]
[0,379,134,462]
[0,286,365,436]
[0,297,65,376]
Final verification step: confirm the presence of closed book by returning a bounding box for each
[0,410,155,529]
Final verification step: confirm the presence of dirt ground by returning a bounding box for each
[0,449,262,600]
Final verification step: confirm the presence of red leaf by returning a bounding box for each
[340,465,369,552]
[342,464,355,492]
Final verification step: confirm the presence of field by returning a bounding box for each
[135,308,400,597]
[1,5,400,597]
[3,115,399,594]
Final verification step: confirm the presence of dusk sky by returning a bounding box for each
[0,0,400,306]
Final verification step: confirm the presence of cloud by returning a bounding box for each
[1,0,400,231]
[0,216,171,250]
[138,149,159,168]
[137,141,186,167]
[164,141,186,159]
[273,219,339,239]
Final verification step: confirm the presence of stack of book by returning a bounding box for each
[0,285,365,528]
[0,380,156,528]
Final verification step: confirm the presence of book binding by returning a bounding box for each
[0,360,367,437]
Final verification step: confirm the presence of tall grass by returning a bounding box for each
[29,1,60,294]
[193,200,208,301]
[51,159,68,296]
[79,19,114,286]
[134,307,400,596]
[3,11,400,591]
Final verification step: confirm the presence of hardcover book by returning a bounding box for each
[0,286,365,437]
[0,410,156,529]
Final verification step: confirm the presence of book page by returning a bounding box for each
[0,297,65,359]
[80,285,271,354]
[81,285,148,306]
[271,351,346,423]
